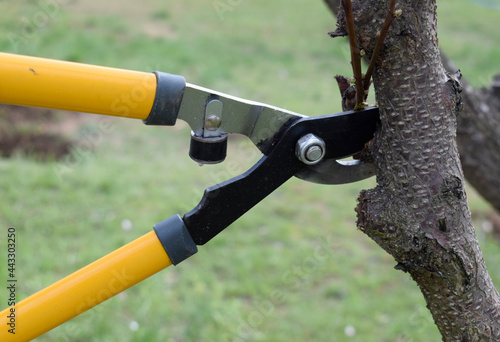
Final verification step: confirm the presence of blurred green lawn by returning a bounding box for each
[0,0,499,341]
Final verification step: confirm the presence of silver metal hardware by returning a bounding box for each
[295,134,326,165]
[203,99,223,137]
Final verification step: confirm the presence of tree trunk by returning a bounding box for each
[331,1,500,340]
[324,0,500,213]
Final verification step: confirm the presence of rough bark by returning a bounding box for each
[331,1,500,340]
[324,0,500,213]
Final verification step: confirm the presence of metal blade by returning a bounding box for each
[295,159,376,184]
[177,83,304,153]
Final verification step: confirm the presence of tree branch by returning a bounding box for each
[363,0,396,92]
[442,54,500,212]
[342,0,365,108]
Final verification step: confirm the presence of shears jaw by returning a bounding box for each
[182,107,379,245]
[295,158,376,185]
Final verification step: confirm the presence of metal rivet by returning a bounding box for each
[205,115,221,131]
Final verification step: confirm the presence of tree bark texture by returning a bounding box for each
[332,1,500,340]
[324,0,500,213]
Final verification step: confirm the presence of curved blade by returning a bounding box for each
[295,159,376,184]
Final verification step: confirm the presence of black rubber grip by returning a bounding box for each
[143,71,186,126]
[153,215,198,265]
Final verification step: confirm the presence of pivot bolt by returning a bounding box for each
[296,134,326,165]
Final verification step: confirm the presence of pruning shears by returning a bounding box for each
[143,71,379,263]
[0,52,379,263]
[0,52,380,340]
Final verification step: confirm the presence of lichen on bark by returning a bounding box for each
[334,0,500,340]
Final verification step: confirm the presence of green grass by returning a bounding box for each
[439,0,500,87]
[0,1,499,341]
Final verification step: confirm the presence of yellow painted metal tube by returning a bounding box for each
[0,52,157,119]
[0,230,172,341]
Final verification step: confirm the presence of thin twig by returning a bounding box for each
[343,0,364,108]
[363,0,397,92]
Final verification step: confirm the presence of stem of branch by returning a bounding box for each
[363,0,396,92]
[343,0,364,108]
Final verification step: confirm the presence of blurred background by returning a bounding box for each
[0,0,499,341]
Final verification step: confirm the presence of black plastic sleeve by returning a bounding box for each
[143,71,186,126]
[153,214,198,265]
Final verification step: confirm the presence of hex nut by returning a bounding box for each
[295,134,326,165]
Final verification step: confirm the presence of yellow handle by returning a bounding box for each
[0,231,172,341]
[0,52,157,119]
